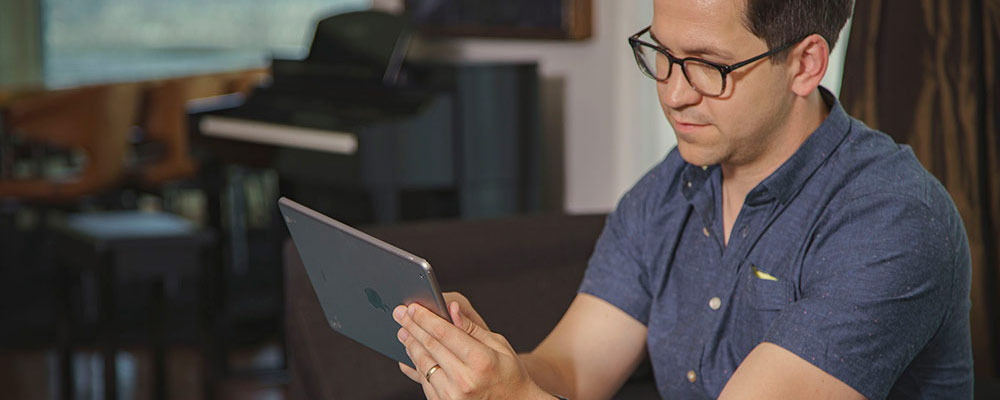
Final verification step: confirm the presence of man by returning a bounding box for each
[391,0,974,398]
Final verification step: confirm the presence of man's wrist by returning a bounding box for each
[539,385,569,400]
[526,380,567,400]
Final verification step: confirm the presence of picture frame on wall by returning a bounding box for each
[404,0,592,40]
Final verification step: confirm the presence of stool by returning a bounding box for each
[51,210,215,400]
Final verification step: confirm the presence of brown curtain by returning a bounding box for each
[840,0,1000,377]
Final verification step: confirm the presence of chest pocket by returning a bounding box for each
[742,263,796,311]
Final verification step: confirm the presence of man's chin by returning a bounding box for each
[675,141,722,168]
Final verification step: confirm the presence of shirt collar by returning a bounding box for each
[681,86,852,205]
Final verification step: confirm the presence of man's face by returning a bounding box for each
[652,0,794,167]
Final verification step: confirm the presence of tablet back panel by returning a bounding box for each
[278,197,448,367]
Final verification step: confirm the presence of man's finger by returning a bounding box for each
[398,325,448,380]
[398,362,421,383]
[447,302,509,353]
[443,292,489,330]
[400,303,487,364]
[401,337,446,400]
[449,302,465,330]
[421,382,442,400]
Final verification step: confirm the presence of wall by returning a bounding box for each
[378,0,661,213]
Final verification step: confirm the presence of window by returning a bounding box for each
[42,0,369,86]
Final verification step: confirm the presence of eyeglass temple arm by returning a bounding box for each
[724,35,807,72]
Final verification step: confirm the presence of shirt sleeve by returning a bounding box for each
[577,190,654,326]
[762,192,968,400]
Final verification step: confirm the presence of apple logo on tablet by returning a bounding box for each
[365,288,391,313]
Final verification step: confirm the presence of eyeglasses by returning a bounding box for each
[628,26,805,97]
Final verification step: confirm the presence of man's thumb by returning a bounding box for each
[450,301,492,340]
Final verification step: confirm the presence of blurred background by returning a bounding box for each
[0,0,997,399]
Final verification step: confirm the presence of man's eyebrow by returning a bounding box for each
[649,30,735,61]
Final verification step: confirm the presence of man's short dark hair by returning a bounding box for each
[742,0,854,61]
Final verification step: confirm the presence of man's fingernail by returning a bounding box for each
[393,306,406,321]
[398,328,409,342]
[407,304,416,316]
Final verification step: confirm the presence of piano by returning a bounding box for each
[192,10,544,226]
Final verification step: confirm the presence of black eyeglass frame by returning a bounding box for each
[628,25,807,97]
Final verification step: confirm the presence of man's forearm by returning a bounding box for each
[519,351,574,399]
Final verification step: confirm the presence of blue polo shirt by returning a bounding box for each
[579,88,973,399]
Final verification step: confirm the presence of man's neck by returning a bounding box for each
[720,89,829,244]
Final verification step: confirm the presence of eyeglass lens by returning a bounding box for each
[633,43,725,96]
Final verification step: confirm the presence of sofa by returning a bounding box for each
[283,213,660,399]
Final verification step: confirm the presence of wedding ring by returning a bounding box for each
[425,364,441,381]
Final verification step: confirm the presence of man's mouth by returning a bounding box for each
[669,112,709,126]
[671,116,711,133]
[675,119,708,126]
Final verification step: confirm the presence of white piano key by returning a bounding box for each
[199,116,358,155]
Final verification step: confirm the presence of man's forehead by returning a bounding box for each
[652,0,755,59]
[653,0,745,20]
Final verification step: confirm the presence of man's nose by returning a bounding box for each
[660,64,703,109]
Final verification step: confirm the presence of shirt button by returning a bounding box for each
[702,227,710,237]
[686,370,697,383]
[686,181,693,188]
[741,226,749,238]
[709,297,722,310]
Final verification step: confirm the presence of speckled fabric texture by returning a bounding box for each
[580,87,973,399]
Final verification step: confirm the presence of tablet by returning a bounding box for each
[278,197,450,368]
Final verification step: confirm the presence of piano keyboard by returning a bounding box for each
[199,116,358,155]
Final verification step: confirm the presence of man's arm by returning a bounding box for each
[394,292,646,400]
[718,342,866,400]
[521,293,648,400]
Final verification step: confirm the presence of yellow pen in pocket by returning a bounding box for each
[752,265,778,281]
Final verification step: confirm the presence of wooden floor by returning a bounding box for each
[0,343,285,400]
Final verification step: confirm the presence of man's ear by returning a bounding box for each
[788,34,830,97]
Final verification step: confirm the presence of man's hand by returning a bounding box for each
[393,297,552,400]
